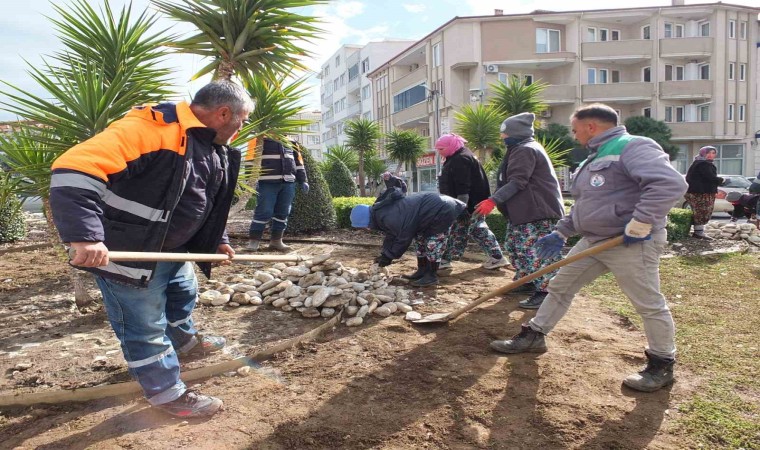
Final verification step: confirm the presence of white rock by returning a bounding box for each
[304,297,313,308]
[327,276,348,287]
[237,366,252,377]
[405,311,422,321]
[255,272,275,283]
[249,297,263,306]
[356,305,370,318]
[311,287,333,307]
[740,233,750,239]
[351,283,366,292]
[266,268,283,277]
[289,301,304,308]
[272,298,288,308]
[345,317,363,327]
[301,307,321,318]
[299,272,324,288]
[321,307,336,318]
[384,302,398,314]
[374,306,392,317]
[306,285,322,294]
[356,297,369,306]
[226,275,243,283]
[282,305,294,312]
[273,262,288,271]
[368,301,380,314]
[219,286,235,295]
[199,290,220,305]
[373,281,387,289]
[228,302,240,308]
[395,302,413,313]
[346,305,359,316]
[375,295,394,303]
[211,294,230,306]
[264,296,276,305]
[310,253,331,265]
[259,279,281,292]
[284,266,311,277]
[232,292,251,305]
[282,285,302,298]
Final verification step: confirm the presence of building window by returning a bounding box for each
[536,28,561,53]
[665,106,684,123]
[672,144,689,174]
[586,27,596,42]
[362,85,371,100]
[432,43,441,67]
[611,30,620,40]
[739,21,747,40]
[738,104,745,122]
[393,83,427,113]
[675,24,684,38]
[335,55,340,67]
[643,107,651,118]
[340,74,346,86]
[728,20,736,39]
[739,64,746,81]
[363,111,371,120]
[324,66,330,76]
[698,21,710,37]
[361,58,370,73]
[348,64,359,81]
[728,62,735,80]
[598,69,608,84]
[523,74,534,85]
[498,72,510,84]
[599,28,609,41]
[714,144,744,174]
[665,64,685,81]
[611,70,620,83]
[665,23,684,38]
[642,66,651,82]
[698,63,710,80]
[727,104,734,122]
[587,68,596,84]
[698,103,710,122]
[333,79,338,91]
[641,25,651,40]
[664,22,673,38]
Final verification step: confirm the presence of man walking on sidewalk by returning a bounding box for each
[490,104,687,393]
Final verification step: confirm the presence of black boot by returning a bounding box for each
[268,230,292,252]
[246,230,263,251]
[402,257,428,281]
[623,350,675,392]
[490,324,548,354]
[411,261,439,287]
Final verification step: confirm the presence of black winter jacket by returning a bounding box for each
[685,159,723,194]
[438,147,491,213]
[370,188,466,260]
[256,138,307,184]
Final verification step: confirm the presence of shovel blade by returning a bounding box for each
[412,312,452,324]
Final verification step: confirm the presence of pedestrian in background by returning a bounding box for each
[434,133,508,273]
[247,138,309,251]
[474,112,564,309]
[684,145,723,240]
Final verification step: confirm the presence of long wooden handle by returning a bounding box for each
[107,251,305,263]
[447,235,624,321]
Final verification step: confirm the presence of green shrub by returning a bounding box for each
[333,197,376,229]
[324,160,357,198]
[484,211,507,241]
[666,208,693,241]
[0,175,26,243]
[288,149,337,233]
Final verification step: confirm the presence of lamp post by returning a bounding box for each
[425,85,441,189]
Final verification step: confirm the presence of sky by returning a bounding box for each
[0,0,751,121]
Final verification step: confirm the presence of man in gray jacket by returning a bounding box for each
[490,104,687,393]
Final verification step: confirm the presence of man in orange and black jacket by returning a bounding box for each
[49,81,253,418]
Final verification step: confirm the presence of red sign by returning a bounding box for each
[416,152,436,167]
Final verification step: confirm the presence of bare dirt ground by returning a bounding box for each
[0,218,743,449]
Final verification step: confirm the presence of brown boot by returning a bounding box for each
[268,230,292,252]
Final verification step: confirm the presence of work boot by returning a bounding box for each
[508,283,536,295]
[247,230,263,251]
[402,257,428,281]
[411,261,439,287]
[622,350,676,392]
[179,334,226,357]
[490,324,548,354]
[154,390,223,417]
[438,259,453,275]
[691,233,713,241]
[268,230,292,252]
[519,291,548,309]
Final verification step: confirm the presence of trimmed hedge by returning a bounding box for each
[333,196,376,229]
[666,208,693,241]
[288,148,337,233]
[324,160,357,198]
[0,196,25,243]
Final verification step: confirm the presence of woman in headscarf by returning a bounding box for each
[435,133,508,273]
[684,146,723,240]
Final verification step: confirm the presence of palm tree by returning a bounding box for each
[321,144,359,173]
[363,154,388,196]
[344,118,381,196]
[0,0,174,309]
[152,0,325,82]
[453,104,503,161]
[489,75,549,118]
[384,129,427,175]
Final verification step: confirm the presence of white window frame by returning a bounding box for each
[739,64,746,81]
[666,64,684,81]
[498,72,510,84]
[699,21,710,37]
[598,68,609,84]
[599,28,609,41]
[698,63,710,80]
[523,74,534,85]
[739,21,747,40]
[641,25,651,40]
[536,28,561,53]
[611,70,620,83]
[664,106,673,123]
[676,106,685,123]
[728,20,736,39]
[664,22,673,38]
[611,29,621,41]
[697,103,710,122]
[727,103,734,122]
[642,66,652,82]
[675,24,684,38]
[361,85,371,100]
[728,62,735,80]
[676,65,685,80]
[432,43,441,67]
[335,55,341,67]
[587,68,597,84]
[738,104,745,122]
[587,27,597,42]
[643,107,651,118]
[361,58,370,73]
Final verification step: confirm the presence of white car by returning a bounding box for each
[678,175,751,214]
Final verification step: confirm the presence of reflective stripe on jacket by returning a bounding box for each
[248,138,307,183]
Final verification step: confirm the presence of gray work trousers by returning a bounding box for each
[528,232,676,359]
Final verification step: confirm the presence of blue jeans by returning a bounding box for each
[249,181,296,236]
[95,262,198,405]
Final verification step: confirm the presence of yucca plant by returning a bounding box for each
[489,75,549,118]
[321,144,359,173]
[453,104,503,161]
[363,154,388,196]
[344,118,381,197]
[152,0,326,81]
[384,129,426,175]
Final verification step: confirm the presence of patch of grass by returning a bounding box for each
[582,253,760,449]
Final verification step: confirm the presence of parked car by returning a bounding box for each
[677,175,751,214]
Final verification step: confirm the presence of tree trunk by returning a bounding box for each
[42,198,96,310]
[215,59,235,81]
[358,149,366,197]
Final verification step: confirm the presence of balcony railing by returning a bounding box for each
[582,39,653,62]
[659,80,712,99]
[392,101,428,127]
[660,37,713,58]
[668,121,714,138]
[541,84,576,104]
[391,65,428,94]
[346,102,362,117]
[582,82,654,102]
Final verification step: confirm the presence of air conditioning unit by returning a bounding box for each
[540,108,552,118]
[410,63,419,71]
[485,64,499,73]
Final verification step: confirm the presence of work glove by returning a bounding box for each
[375,254,393,267]
[623,219,652,246]
[535,231,566,259]
[474,198,496,217]
[299,182,310,195]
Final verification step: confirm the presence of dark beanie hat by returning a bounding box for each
[500,112,535,138]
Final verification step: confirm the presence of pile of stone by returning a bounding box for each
[705,221,760,244]
[197,254,423,326]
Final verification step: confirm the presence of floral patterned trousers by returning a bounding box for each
[442,214,504,262]
[414,231,449,263]
[684,192,715,226]
[504,219,561,291]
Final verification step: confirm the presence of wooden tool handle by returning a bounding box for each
[447,235,624,321]
[107,251,305,263]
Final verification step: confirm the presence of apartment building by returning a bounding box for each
[285,110,324,161]
[369,2,759,192]
[319,40,415,158]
